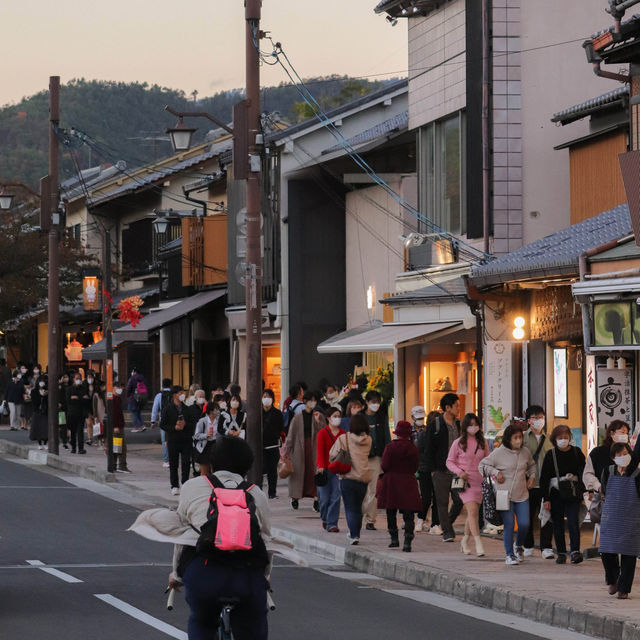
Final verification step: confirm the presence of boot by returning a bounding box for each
[474,536,485,557]
[402,532,413,552]
[388,530,399,548]
[461,535,471,555]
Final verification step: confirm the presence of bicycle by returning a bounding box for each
[217,597,240,640]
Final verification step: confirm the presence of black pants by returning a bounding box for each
[417,471,439,524]
[602,553,637,594]
[168,438,192,488]
[263,447,279,498]
[524,487,553,549]
[386,509,415,535]
[432,470,463,537]
[67,414,85,451]
[550,493,581,554]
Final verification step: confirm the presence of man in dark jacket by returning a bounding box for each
[262,388,284,499]
[424,393,461,542]
[66,372,89,454]
[161,385,195,495]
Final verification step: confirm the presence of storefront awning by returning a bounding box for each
[115,288,226,342]
[81,335,124,361]
[317,320,462,354]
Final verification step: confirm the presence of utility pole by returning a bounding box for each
[244,0,263,485]
[103,227,116,472]
[47,76,60,455]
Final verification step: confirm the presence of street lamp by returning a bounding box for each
[152,210,170,234]
[166,116,197,153]
[0,192,14,210]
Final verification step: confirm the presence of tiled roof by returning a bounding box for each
[374,0,448,17]
[384,277,467,305]
[469,204,632,287]
[551,85,628,125]
[591,13,640,40]
[323,110,408,154]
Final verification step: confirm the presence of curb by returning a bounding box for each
[0,438,116,484]
[272,525,639,640]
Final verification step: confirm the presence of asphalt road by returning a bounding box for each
[0,455,588,640]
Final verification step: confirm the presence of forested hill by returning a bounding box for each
[0,76,400,189]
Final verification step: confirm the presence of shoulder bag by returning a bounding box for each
[481,470,502,525]
[552,448,579,501]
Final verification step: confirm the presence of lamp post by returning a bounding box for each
[0,192,14,210]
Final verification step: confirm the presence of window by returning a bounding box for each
[418,112,466,236]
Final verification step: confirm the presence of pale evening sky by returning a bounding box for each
[2,0,408,107]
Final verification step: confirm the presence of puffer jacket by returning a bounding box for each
[329,432,373,484]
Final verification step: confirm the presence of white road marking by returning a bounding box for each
[0,486,81,489]
[383,589,595,640]
[26,560,83,583]
[94,594,188,639]
[0,562,171,570]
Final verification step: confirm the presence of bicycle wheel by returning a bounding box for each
[218,606,234,640]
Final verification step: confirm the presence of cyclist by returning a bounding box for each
[168,436,271,640]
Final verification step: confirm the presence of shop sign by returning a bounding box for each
[484,340,513,433]
[83,276,100,311]
[585,355,598,451]
[596,366,633,432]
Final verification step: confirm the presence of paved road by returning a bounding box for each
[0,455,590,640]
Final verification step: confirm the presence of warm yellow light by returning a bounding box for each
[514,316,525,328]
[423,365,428,412]
[513,327,525,340]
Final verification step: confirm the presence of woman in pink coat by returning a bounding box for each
[446,413,489,557]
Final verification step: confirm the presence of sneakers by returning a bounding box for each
[429,524,443,536]
[414,518,424,533]
[328,526,339,533]
[542,548,555,560]
[117,468,132,474]
[171,487,180,496]
[78,449,87,455]
[556,553,567,564]
[442,533,455,543]
[513,544,524,562]
[162,462,170,468]
[313,499,320,512]
[365,523,376,531]
[131,427,146,433]
[523,547,534,557]
[570,551,584,564]
[505,554,520,565]
[291,499,299,510]
[347,535,359,545]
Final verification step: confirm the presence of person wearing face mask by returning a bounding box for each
[540,425,586,565]
[446,413,489,557]
[599,442,640,599]
[92,378,107,448]
[261,388,283,499]
[5,369,25,431]
[28,364,42,387]
[217,393,247,439]
[66,374,88,454]
[282,390,326,510]
[416,410,442,535]
[584,420,630,494]
[126,367,148,433]
[341,399,363,432]
[161,385,196,495]
[111,381,130,472]
[361,390,391,530]
[316,406,346,532]
[522,405,554,559]
[29,376,48,449]
[151,378,173,469]
[479,423,536,565]
[320,383,343,413]
[193,401,219,477]
[83,371,98,446]
[58,373,70,449]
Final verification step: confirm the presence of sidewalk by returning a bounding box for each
[1,428,639,640]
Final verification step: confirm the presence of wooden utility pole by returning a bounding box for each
[47,76,60,455]
[104,227,116,472]
[244,0,263,485]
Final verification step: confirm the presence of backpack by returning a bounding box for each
[194,475,268,569]
[134,380,148,403]
[283,400,302,431]
[160,389,172,413]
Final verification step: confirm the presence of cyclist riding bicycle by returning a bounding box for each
[168,436,271,640]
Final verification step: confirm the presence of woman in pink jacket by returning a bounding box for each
[446,413,489,557]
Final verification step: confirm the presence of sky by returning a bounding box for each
[2,0,408,107]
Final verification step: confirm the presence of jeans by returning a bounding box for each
[168,438,192,488]
[601,553,637,594]
[130,406,143,428]
[317,471,341,529]
[263,447,279,498]
[550,493,581,554]
[524,487,553,549]
[500,499,530,556]
[160,428,169,463]
[417,471,439,524]
[340,478,368,538]
[183,557,268,640]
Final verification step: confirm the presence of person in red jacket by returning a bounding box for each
[316,406,345,532]
[377,420,422,552]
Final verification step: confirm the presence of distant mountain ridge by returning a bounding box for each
[0,76,400,189]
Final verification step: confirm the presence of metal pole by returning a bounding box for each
[104,227,115,472]
[481,0,491,255]
[245,0,263,485]
[47,76,60,455]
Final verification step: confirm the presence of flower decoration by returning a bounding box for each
[115,295,144,327]
[365,364,394,404]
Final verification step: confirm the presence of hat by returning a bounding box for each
[411,405,426,419]
[394,420,412,438]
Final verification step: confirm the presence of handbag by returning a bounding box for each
[552,448,580,501]
[314,469,329,486]
[0,400,8,416]
[277,456,294,479]
[589,490,604,524]
[481,471,502,526]
[331,433,352,468]
[112,436,123,454]
[451,476,467,492]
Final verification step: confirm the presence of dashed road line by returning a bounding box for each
[26,560,83,583]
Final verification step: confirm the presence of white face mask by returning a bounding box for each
[306,401,317,410]
[74,379,82,386]
[330,416,342,427]
[467,425,480,435]
[368,403,380,413]
[326,392,337,400]
[262,397,273,408]
[39,381,45,388]
[230,400,240,409]
[87,377,94,384]
[615,454,632,467]
[20,368,27,374]
[556,438,570,449]
[114,388,123,395]
[613,433,629,444]
[531,418,545,432]
[33,369,40,374]
[178,393,186,403]
[219,401,227,411]
[414,418,425,426]
[196,396,206,405]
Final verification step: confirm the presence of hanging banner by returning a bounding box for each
[83,276,100,311]
[585,355,598,452]
[596,366,633,433]
[484,340,513,433]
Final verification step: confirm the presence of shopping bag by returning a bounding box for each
[113,436,123,454]
[58,411,66,426]
[92,422,103,438]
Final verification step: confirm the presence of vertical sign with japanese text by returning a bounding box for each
[585,355,598,452]
[484,341,513,433]
[596,366,633,435]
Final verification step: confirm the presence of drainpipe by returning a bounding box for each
[592,61,629,83]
